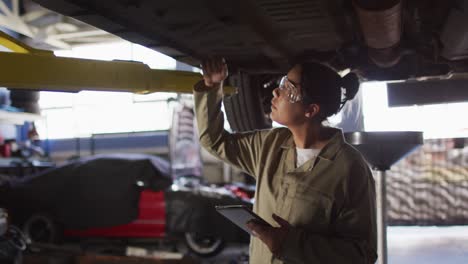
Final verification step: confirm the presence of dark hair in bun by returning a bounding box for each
[298,62,360,121]
[341,72,360,102]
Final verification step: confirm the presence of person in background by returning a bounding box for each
[193,58,377,264]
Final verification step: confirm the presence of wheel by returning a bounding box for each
[223,73,273,132]
[9,89,41,114]
[22,213,60,244]
[10,101,41,114]
[9,90,40,102]
[184,232,225,257]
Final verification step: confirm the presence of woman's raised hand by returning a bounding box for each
[201,58,228,88]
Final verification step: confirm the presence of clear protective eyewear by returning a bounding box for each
[278,76,302,103]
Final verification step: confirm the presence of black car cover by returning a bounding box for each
[0,154,172,229]
[165,189,250,243]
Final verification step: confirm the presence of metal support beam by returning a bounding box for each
[12,0,18,16]
[0,29,53,54]
[0,30,235,94]
[0,51,209,94]
[50,30,108,40]
[0,1,12,16]
[0,1,71,49]
[375,170,388,264]
[21,9,48,22]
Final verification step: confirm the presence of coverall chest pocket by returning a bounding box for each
[287,186,333,233]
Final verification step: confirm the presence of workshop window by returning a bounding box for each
[37,91,176,139]
[361,82,468,139]
[35,41,180,139]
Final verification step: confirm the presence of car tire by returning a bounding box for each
[223,73,272,132]
[11,101,41,114]
[184,232,225,257]
[22,213,61,244]
[9,90,40,102]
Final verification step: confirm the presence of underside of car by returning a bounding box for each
[30,0,468,131]
[31,0,468,77]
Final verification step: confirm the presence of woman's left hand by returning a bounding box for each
[247,214,291,256]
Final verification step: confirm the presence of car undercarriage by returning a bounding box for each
[28,0,468,131]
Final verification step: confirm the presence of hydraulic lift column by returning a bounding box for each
[345,131,423,264]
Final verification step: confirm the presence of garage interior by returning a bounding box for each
[1,0,468,264]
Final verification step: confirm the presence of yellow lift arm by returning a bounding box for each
[0,30,235,94]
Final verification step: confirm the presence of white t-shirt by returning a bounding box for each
[296,147,321,168]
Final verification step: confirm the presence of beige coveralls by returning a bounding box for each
[194,81,377,264]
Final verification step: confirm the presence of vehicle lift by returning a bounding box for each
[0,30,235,95]
[0,29,225,264]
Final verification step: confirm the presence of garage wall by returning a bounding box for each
[387,137,468,225]
[42,130,239,184]
[43,131,169,164]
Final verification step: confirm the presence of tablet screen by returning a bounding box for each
[215,205,271,235]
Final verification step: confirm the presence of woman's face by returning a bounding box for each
[270,64,309,127]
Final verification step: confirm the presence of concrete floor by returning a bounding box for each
[387,226,468,264]
[199,226,468,264]
[25,226,466,264]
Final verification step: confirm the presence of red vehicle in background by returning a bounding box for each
[0,154,252,257]
[63,191,166,239]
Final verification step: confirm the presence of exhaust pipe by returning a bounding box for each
[354,0,402,68]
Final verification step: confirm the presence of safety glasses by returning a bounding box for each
[278,76,302,103]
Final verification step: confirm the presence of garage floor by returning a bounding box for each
[204,226,468,264]
[387,226,468,264]
[22,226,468,264]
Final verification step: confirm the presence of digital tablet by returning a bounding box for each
[215,205,272,235]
